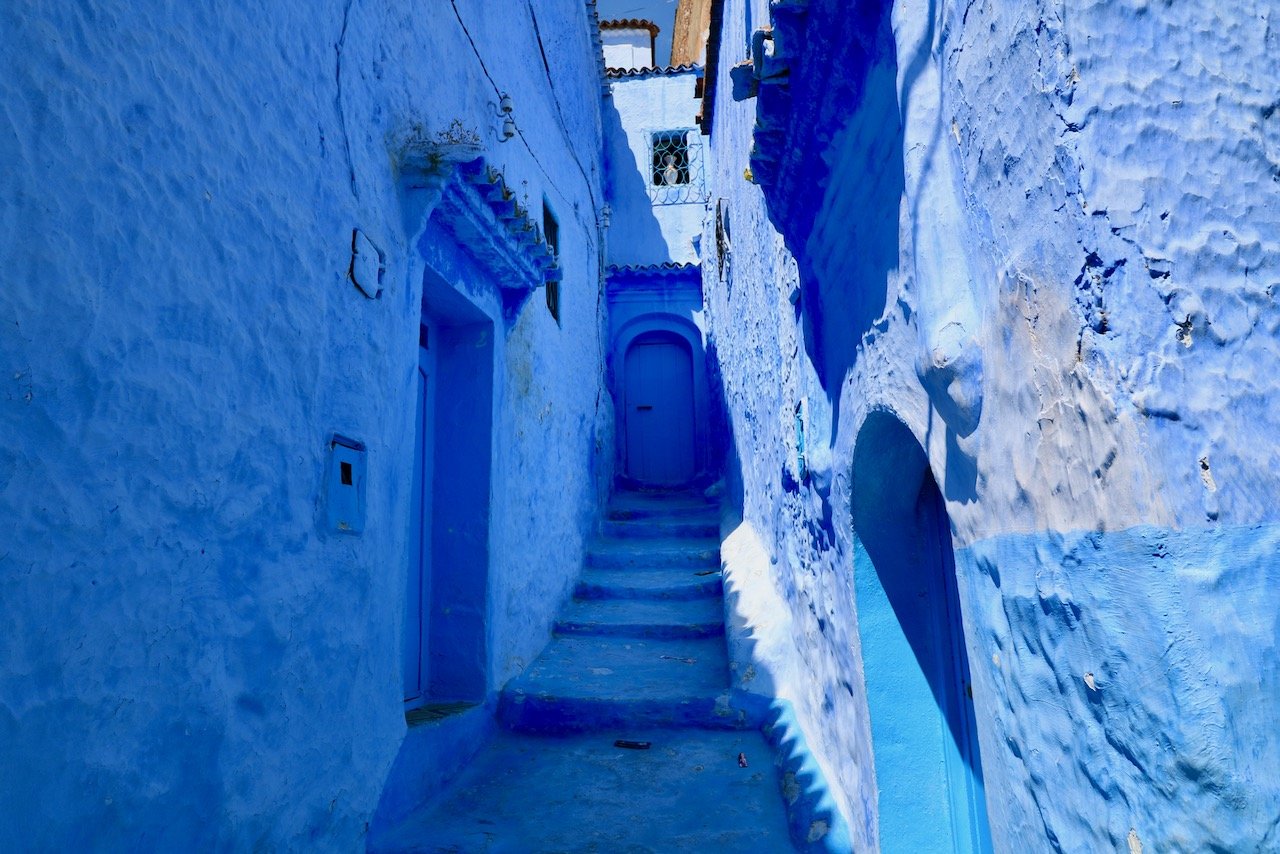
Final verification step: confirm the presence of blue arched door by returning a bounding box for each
[623,333,696,486]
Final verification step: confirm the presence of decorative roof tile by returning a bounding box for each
[606,64,702,80]
[607,262,701,277]
[599,18,661,36]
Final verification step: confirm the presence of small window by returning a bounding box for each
[794,400,807,482]
[545,280,560,325]
[543,200,560,325]
[651,131,691,186]
[542,199,559,259]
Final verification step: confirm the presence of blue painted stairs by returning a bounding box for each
[498,493,735,732]
[370,490,797,852]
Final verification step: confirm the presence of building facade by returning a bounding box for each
[698,0,1280,850]
[602,37,722,490]
[1,1,612,849]
[2,0,1277,850]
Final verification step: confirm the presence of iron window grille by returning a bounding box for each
[649,129,707,205]
[543,199,561,325]
[542,199,559,260]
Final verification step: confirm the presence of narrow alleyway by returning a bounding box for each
[371,491,795,852]
[7,0,1275,849]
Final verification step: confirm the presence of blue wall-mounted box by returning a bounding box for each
[326,435,367,535]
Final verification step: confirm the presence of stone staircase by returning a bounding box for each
[371,490,795,852]
[499,493,730,733]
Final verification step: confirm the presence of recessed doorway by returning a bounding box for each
[403,271,494,714]
[622,331,696,487]
[851,411,992,853]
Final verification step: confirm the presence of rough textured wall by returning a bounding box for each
[672,0,713,66]
[704,0,881,847]
[705,0,1279,850]
[0,0,607,849]
[940,2,1280,848]
[605,70,709,266]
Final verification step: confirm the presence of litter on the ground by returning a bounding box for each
[614,739,652,750]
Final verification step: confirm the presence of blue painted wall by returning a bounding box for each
[604,69,709,267]
[606,264,720,486]
[603,65,721,488]
[704,0,1280,850]
[0,1,611,848]
[4,0,1276,848]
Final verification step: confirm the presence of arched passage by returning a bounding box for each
[851,411,991,853]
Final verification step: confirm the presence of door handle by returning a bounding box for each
[636,405,654,411]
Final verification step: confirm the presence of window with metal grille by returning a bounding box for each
[543,200,560,325]
[648,129,708,205]
[545,280,560,325]
[542,199,559,259]
[651,131,690,186]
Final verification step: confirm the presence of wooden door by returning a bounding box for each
[624,336,695,486]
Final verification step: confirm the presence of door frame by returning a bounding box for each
[401,228,498,713]
[403,331,436,704]
[611,313,710,487]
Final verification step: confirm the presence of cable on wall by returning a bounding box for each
[446,0,602,237]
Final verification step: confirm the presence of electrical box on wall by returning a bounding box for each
[326,435,367,534]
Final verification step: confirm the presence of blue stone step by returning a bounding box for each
[555,598,725,639]
[575,566,723,601]
[368,729,795,852]
[602,516,720,539]
[498,635,737,733]
[587,538,720,568]
[607,491,719,521]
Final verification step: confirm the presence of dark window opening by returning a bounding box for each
[340,461,353,486]
[652,131,691,186]
[542,199,559,259]
[545,280,561,325]
[794,401,807,482]
[542,199,561,325]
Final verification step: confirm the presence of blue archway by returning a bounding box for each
[851,411,991,853]
[610,312,711,488]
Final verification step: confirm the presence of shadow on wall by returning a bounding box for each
[702,335,732,490]
[799,16,903,437]
[602,96,672,264]
[850,410,991,853]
